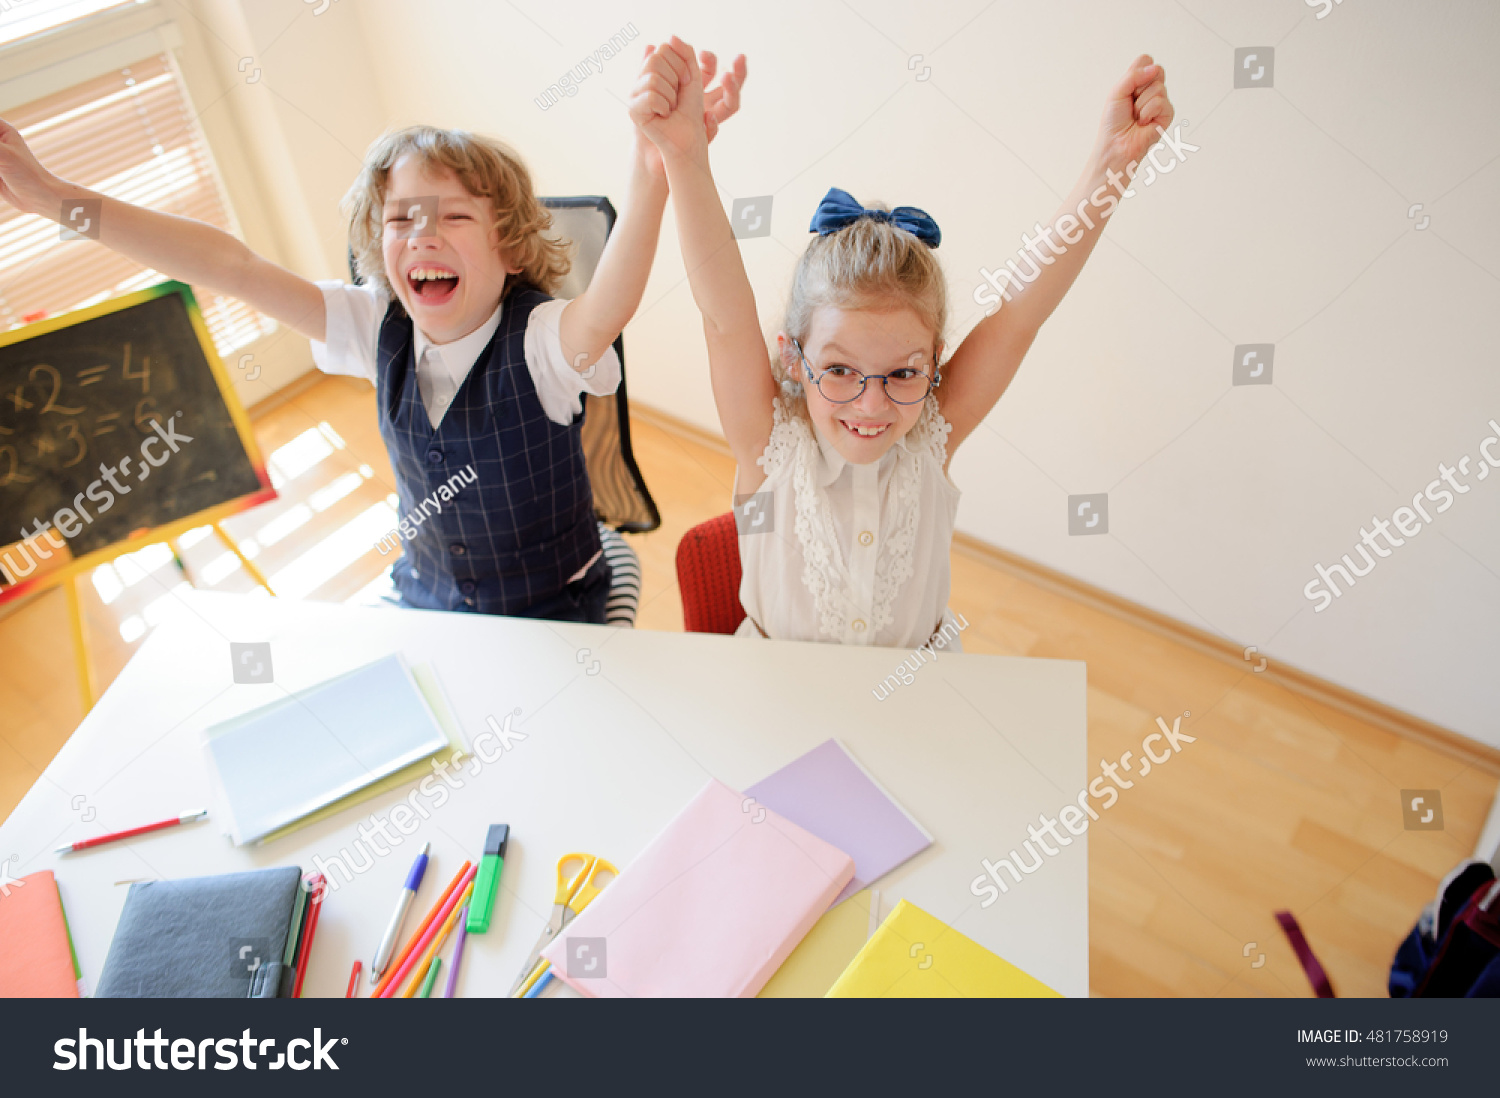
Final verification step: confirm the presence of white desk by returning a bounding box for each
[0,592,1088,997]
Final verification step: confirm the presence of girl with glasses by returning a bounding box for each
[635,39,1173,648]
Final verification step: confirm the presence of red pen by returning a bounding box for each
[54,809,209,854]
[292,873,327,998]
[346,960,362,998]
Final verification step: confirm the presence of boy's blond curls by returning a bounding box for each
[343,125,571,299]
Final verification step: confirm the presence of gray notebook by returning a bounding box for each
[205,653,450,844]
[95,867,305,998]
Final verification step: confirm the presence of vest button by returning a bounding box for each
[464,598,475,607]
[459,580,476,594]
[450,543,467,556]
[858,530,874,547]
[852,619,867,632]
[426,449,444,465]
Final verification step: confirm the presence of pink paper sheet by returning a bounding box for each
[540,779,854,998]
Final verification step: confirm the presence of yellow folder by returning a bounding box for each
[826,899,1060,998]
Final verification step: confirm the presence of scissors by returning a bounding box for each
[508,852,616,997]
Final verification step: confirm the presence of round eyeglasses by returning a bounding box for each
[792,339,939,405]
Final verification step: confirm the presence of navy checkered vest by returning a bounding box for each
[376,284,600,613]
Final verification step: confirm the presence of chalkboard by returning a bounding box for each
[0,282,272,567]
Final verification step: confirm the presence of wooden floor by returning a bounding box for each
[1,374,1493,997]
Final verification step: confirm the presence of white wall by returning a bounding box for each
[172,0,391,403]
[164,0,1500,742]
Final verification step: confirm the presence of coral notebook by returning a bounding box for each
[827,900,1060,998]
[0,870,82,997]
[540,779,855,998]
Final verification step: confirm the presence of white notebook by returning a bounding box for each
[204,653,450,845]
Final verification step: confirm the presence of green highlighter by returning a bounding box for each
[466,824,509,934]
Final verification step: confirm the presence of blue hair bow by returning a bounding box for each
[808,187,941,248]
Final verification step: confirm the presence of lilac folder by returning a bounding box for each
[746,739,933,905]
[540,779,854,998]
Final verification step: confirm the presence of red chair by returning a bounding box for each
[675,512,746,634]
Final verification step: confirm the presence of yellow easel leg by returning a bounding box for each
[167,537,190,585]
[66,575,96,714]
[213,522,275,596]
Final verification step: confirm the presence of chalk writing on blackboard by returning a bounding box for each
[0,283,271,563]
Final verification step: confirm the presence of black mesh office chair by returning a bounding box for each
[540,196,660,533]
[348,197,660,534]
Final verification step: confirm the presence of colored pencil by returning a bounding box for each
[514,959,548,998]
[418,957,442,998]
[379,866,475,999]
[443,905,470,998]
[291,874,326,998]
[370,860,471,998]
[523,971,553,998]
[346,960,362,998]
[54,809,208,854]
[399,881,473,998]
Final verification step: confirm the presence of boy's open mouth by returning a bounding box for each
[407,265,459,304]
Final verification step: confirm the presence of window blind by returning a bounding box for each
[0,54,275,356]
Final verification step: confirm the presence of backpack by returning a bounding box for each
[1390,859,1500,997]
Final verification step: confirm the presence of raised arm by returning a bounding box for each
[558,45,746,378]
[633,38,776,481]
[939,56,1174,451]
[0,119,327,341]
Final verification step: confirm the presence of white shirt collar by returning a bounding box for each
[411,303,504,375]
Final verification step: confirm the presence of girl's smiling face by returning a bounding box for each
[380,154,519,344]
[780,304,940,465]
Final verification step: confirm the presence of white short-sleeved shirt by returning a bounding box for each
[735,394,963,650]
[310,281,621,582]
[309,280,621,428]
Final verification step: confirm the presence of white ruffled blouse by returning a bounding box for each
[735,394,963,650]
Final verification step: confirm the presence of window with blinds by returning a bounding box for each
[0,0,135,48]
[0,54,276,356]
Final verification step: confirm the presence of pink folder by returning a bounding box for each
[540,779,855,997]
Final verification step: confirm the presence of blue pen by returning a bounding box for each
[371,841,430,985]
